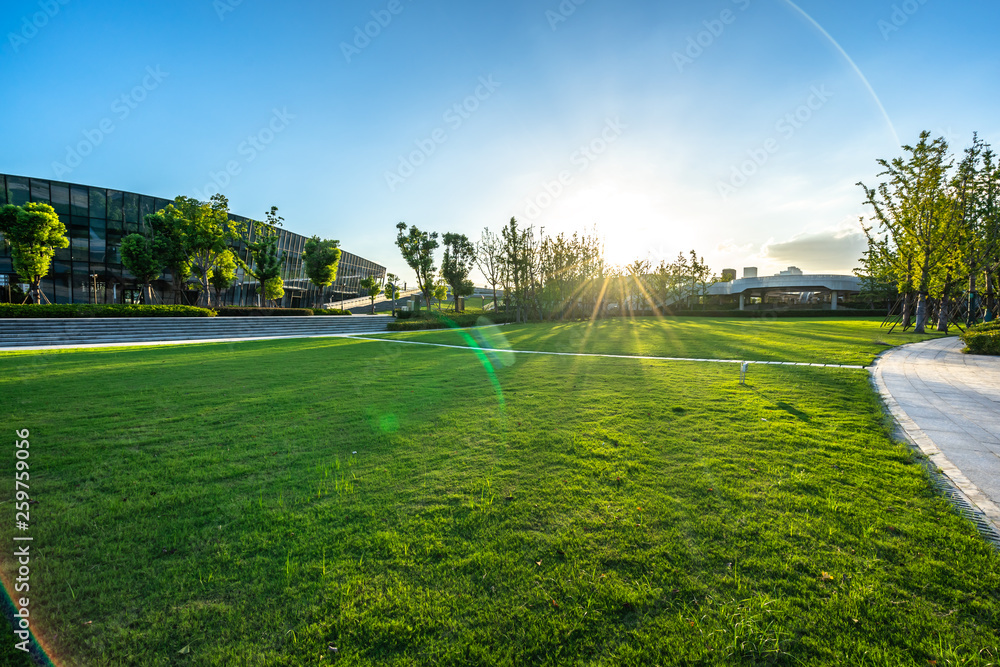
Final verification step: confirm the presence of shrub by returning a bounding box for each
[311,308,352,316]
[387,313,512,331]
[213,307,313,317]
[961,323,1000,355]
[0,304,214,318]
[394,310,416,320]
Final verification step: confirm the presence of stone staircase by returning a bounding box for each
[0,316,395,349]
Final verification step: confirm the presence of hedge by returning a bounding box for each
[387,313,513,331]
[0,304,215,318]
[961,322,1000,356]
[213,307,313,317]
[312,309,352,316]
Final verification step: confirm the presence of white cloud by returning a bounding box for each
[761,227,866,274]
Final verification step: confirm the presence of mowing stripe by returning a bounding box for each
[344,335,867,369]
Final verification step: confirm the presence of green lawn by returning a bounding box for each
[1,319,996,666]
[375,316,946,367]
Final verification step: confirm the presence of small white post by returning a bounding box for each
[739,361,749,386]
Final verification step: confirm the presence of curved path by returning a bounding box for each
[871,337,1000,536]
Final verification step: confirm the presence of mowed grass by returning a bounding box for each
[0,320,996,666]
[377,316,945,366]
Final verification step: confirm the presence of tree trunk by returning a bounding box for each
[914,292,928,334]
[968,273,978,326]
[986,271,996,322]
[936,295,950,333]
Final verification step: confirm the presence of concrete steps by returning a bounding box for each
[0,316,395,348]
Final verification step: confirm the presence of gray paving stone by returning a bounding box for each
[874,336,1000,534]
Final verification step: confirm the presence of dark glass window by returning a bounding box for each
[7,176,29,206]
[106,229,122,265]
[107,191,123,222]
[30,179,50,204]
[52,271,70,304]
[0,175,5,206]
[71,219,89,262]
[89,188,107,219]
[154,198,170,212]
[139,196,154,221]
[70,186,88,217]
[72,270,92,304]
[54,214,71,262]
[51,184,70,215]
[124,193,138,224]
[90,218,106,265]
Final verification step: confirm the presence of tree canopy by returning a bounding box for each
[395,222,439,311]
[0,202,68,304]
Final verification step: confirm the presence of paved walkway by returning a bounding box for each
[872,337,1000,535]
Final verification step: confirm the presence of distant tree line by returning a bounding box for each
[395,218,720,322]
[856,131,1000,333]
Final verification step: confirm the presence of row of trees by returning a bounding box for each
[394,218,721,322]
[0,194,349,308]
[857,132,1000,333]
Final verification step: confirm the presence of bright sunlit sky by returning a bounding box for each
[3,0,998,283]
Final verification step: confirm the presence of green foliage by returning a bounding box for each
[208,249,238,299]
[0,202,68,303]
[263,276,285,303]
[0,304,214,318]
[150,194,245,308]
[244,207,286,308]
[360,275,383,312]
[387,312,512,330]
[395,222,439,316]
[120,233,164,303]
[961,322,1000,355]
[213,307,312,317]
[311,308,352,316]
[440,232,476,302]
[858,131,1000,332]
[302,236,342,305]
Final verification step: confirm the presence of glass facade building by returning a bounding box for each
[0,174,384,308]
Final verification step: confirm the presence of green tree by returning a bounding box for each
[432,280,448,311]
[360,275,383,314]
[154,194,244,308]
[144,206,192,305]
[859,132,960,333]
[395,222,439,312]
[476,227,505,312]
[440,233,476,312]
[120,232,164,304]
[0,202,68,304]
[302,236,342,307]
[383,272,401,315]
[208,249,238,306]
[263,275,284,305]
[246,207,284,308]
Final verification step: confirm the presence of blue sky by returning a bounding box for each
[2,0,998,283]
